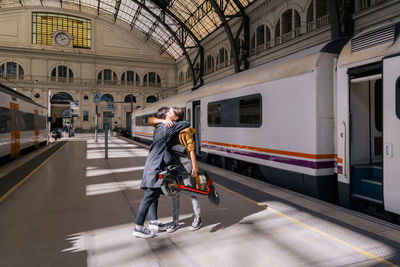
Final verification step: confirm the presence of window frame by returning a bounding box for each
[207,93,262,128]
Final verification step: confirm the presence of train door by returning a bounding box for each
[348,63,383,205]
[382,55,400,215]
[192,100,201,156]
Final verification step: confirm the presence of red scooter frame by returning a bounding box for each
[158,165,220,205]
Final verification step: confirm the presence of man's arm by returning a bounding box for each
[148,117,173,128]
[166,121,190,137]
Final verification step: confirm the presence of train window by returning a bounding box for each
[396,77,400,120]
[208,103,222,125]
[34,115,47,130]
[135,113,156,126]
[0,107,11,133]
[23,113,35,130]
[208,94,262,127]
[239,96,261,126]
[374,79,382,132]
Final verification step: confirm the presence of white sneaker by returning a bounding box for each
[133,226,155,238]
[149,220,167,232]
[189,217,202,231]
[166,222,180,233]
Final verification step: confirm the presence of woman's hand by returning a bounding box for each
[191,167,198,177]
[162,119,173,128]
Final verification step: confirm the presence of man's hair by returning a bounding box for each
[171,106,184,121]
[156,107,170,119]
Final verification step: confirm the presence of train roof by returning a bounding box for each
[338,20,400,67]
[136,42,335,115]
[0,81,46,109]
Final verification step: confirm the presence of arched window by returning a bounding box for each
[101,94,114,102]
[205,55,214,75]
[316,0,328,28]
[307,0,329,32]
[194,62,200,77]
[179,71,184,85]
[97,69,117,85]
[216,48,228,70]
[124,94,136,103]
[250,33,256,55]
[51,92,73,104]
[143,72,161,87]
[266,26,271,49]
[186,67,192,82]
[275,19,281,46]
[51,65,74,82]
[256,25,265,53]
[281,9,301,43]
[121,70,140,86]
[0,62,24,80]
[146,95,157,103]
[307,2,314,32]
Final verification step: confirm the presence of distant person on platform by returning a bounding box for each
[133,107,190,238]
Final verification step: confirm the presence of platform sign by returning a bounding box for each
[93,92,101,103]
[70,101,79,110]
[107,102,114,110]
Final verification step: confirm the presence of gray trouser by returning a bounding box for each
[172,154,201,222]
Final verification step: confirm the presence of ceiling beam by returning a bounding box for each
[207,0,240,73]
[114,0,122,23]
[129,0,203,88]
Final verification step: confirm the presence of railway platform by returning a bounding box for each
[0,134,399,266]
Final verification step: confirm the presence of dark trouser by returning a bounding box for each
[135,188,161,226]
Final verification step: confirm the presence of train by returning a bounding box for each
[131,21,400,221]
[0,82,49,160]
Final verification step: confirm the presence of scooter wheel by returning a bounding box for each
[208,184,220,205]
[161,180,179,196]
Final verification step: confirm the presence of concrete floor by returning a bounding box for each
[0,134,399,267]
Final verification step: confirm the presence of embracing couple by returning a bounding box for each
[133,106,202,238]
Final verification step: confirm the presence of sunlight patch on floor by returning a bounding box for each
[86,166,145,177]
[86,180,142,196]
[86,149,148,159]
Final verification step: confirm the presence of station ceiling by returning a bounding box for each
[0,0,254,59]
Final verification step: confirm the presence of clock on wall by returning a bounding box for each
[54,31,71,46]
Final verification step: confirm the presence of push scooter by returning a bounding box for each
[158,165,220,205]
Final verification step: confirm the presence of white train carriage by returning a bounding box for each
[132,40,346,202]
[0,82,49,159]
[335,21,400,216]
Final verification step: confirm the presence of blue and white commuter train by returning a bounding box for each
[0,82,49,159]
[132,21,400,220]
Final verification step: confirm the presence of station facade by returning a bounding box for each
[0,0,399,131]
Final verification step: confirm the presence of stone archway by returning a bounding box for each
[51,92,74,128]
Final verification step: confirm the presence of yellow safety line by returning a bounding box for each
[215,182,398,267]
[0,141,69,203]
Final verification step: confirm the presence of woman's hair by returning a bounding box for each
[171,106,184,121]
[156,107,170,119]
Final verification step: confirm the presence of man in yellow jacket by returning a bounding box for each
[149,106,202,232]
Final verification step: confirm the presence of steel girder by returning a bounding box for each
[207,0,249,72]
[149,0,205,88]
[129,0,203,88]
